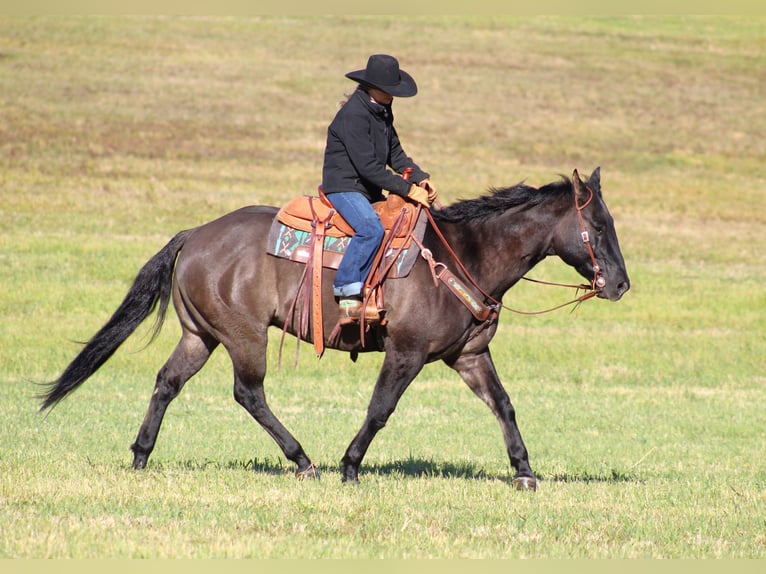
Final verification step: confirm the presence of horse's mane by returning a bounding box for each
[432,177,572,224]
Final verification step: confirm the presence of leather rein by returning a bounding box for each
[419,183,605,318]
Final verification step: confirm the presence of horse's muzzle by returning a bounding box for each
[599,278,630,301]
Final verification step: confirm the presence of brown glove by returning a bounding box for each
[419,179,438,202]
[407,184,430,207]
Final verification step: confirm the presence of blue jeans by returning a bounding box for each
[326,192,384,297]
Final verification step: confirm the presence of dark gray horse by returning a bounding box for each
[41,168,629,490]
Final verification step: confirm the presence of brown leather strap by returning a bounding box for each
[357,203,411,345]
[413,237,496,323]
[433,266,493,322]
[309,197,329,357]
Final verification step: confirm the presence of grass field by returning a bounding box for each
[1,16,765,558]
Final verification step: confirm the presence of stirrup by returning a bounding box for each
[338,297,380,325]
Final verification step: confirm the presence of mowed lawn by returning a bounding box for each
[1,16,764,558]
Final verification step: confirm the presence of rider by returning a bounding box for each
[322,54,437,322]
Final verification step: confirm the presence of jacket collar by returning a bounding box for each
[355,88,392,121]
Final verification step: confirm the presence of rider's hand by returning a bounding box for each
[407,184,430,207]
[419,179,438,202]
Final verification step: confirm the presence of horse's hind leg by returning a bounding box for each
[229,337,318,479]
[448,349,537,491]
[130,332,218,469]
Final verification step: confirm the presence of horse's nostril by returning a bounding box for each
[617,281,630,295]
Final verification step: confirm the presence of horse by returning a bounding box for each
[40,167,629,490]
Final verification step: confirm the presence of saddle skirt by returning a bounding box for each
[267,192,426,279]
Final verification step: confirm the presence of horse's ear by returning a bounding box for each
[572,168,586,199]
[588,166,601,193]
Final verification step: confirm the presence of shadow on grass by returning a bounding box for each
[360,459,643,484]
[146,457,643,484]
[147,457,290,475]
[538,469,644,484]
[361,457,497,480]
[145,456,497,480]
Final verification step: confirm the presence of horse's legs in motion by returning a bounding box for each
[341,349,425,482]
[131,332,218,469]
[448,349,537,490]
[229,332,318,479]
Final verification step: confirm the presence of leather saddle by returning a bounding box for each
[277,190,417,245]
[274,190,423,356]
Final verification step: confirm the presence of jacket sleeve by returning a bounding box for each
[341,111,415,197]
[389,125,430,186]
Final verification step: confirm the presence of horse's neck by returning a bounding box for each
[440,208,554,299]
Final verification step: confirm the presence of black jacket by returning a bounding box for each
[322,88,429,202]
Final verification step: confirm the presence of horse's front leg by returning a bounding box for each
[341,348,425,482]
[447,349,537,490]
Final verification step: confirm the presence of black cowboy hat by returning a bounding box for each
[345,54,417,98]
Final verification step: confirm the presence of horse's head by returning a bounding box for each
[553,167,630,301]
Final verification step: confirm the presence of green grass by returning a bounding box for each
[1,16,765,558]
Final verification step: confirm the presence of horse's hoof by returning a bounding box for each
[512,476,537,491]
[340,470,359,484]
[296,463,320,480]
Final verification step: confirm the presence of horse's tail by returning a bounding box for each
[39,230,192,412]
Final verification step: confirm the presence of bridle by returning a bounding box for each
[573,182,606,293]
[420,181,606,317]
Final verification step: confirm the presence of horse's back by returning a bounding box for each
[178,205,277,268]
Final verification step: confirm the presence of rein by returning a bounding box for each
[420,183,604,317]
